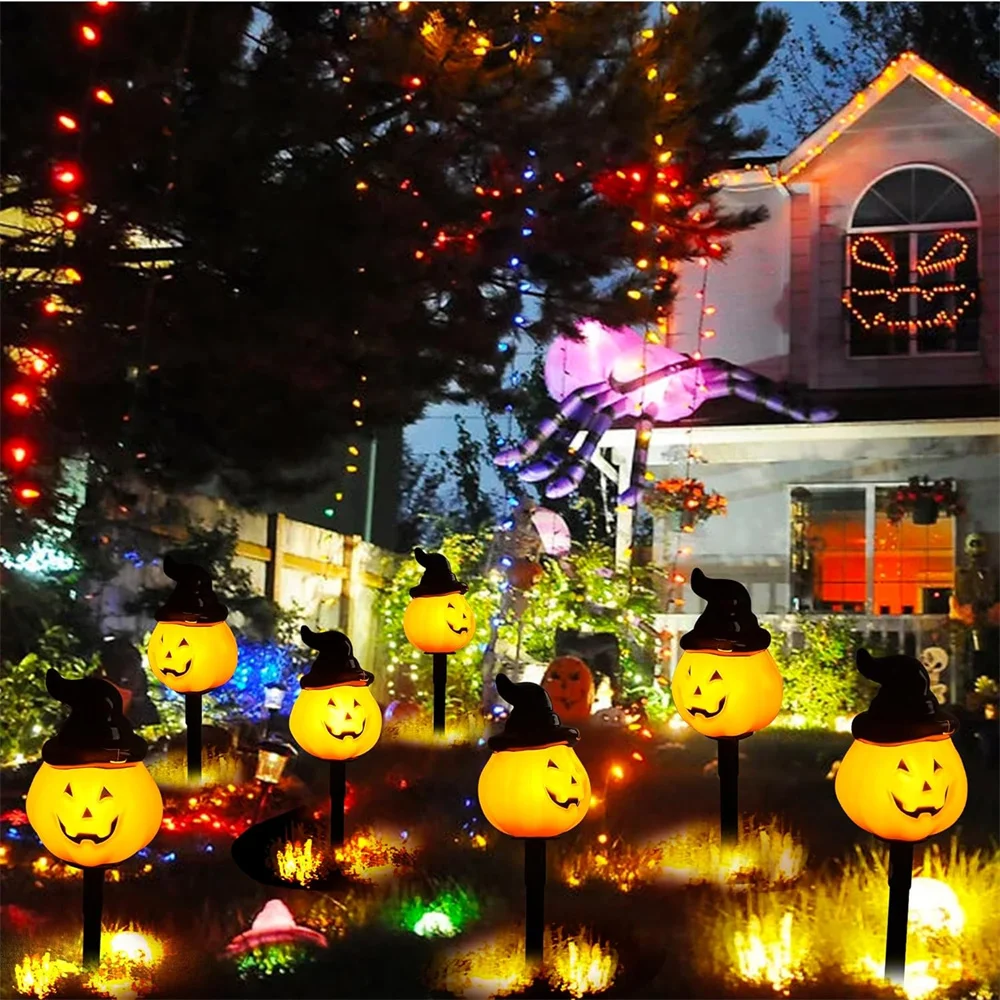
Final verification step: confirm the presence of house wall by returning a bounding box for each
[649,423,1000,615]
[671,184,791,378]
[790,77,999,390]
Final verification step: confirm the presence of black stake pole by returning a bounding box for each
[82,867,104,969]
[884,840,914,984]
[329,759,347,847]
[717,737,739,847]
[524,837,547,963]
[432,652,447,734]
[184,692,203,782]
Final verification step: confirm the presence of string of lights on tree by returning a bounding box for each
[2,1,115,509]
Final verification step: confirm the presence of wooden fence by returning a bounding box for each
[95,493,395,673]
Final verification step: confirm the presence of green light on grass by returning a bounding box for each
[390,884,481,938]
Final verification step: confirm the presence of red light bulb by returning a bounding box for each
[53,164,81,188]
[15,485,42,503]
[57,114,79,131]
[79,23,99,43]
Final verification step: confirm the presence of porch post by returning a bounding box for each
[614,445,635,572]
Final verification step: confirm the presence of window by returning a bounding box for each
[789,486,955,614]
[845,167,980,357]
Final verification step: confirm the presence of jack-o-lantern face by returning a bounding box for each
[835,735,967,842]
[403,593,476,655]
[147,621,238,694]
[26,762,163,868]
[290,682,383,760]
[478,743,591,839]
[541,657,595,725]
[672,649,783,738]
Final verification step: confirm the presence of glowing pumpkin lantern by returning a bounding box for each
[289,627,381,846]
[479,673,591,961]
[290,627,382,761]
[26,670,163,965]
[836,649,967,842]
[402,548,476,733]
[670,569,782,845]
[835,649,967,984]
[147,554,237,695]
[541,656,595,725]
[402,548,476,655]
[671,569,782,739]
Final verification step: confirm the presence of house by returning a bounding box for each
[599,54,999,692]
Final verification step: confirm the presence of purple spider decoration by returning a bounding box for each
[495,320,836,506]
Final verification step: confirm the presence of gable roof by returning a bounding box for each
[778,52,1000,184]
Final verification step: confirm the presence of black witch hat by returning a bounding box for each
[852,649,958,744]
[679,568,771,652]
[298,626,374,688]
[41,669,148,766]
[488,673,579,751]
[409,548,467,598]
[154,553,229,624]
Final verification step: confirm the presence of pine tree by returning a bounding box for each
[3,2,787,512]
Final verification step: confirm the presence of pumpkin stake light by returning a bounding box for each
[478,674,591,962]
[26,670,164,968]
[402,549,476,734]
[671,569,782,845]
[289,627,381,846]
[147,555,237,782]
[835,649,967,985]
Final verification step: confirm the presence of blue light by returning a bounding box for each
[204,844,214,853]
[137,848,150,858]
[464,798,473,808]
[509,256,520,267]
[498,342,510,353]
[162,852,177,863]
[504,404,513,413]
[528,148,538,156]
[522,169,535,181]
[400,830,409,841]
[519,281,531,291]
[524,207,536,217]
[521,227,533,237]
[507,497,519,508]
[6,827,21,840]
[499,556,513,567]
[514,315,526,326]
[500,520,514,531]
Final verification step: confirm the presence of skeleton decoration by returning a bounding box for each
[495,320,837,507]
[919,647,949,705]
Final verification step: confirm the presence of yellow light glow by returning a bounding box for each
[663,92,677,102]
[630,220,645,232]
[908,877,965,937]
[14,953,79,999]
[275,837,324,886]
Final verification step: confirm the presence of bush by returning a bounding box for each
[0,624,99,765]
[771,617,879,728]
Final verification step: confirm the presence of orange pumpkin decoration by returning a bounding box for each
[507,557,544,591]
[541,656,594,724]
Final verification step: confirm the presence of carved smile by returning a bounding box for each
[159,658,193,677]
[892,789,947,819]
[547,790,580,809]
[446,622,469,635]
[58,816,118,845]
[688,697,727,719]
[325,718,366,740]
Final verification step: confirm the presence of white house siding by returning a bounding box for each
[792,77,999,391]
[671,183,792,379]
[649,422,1000,615]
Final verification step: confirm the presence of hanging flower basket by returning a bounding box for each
[881,477,962,526]
[641,478,727,532]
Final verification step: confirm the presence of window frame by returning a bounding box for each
[788,482,957,615]
[844,164,981,360]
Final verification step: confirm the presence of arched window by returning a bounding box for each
[844,166,980,357]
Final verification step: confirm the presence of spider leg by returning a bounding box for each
[617,410,657,508]
[544,395,632,499]
[702,362,837,422]
[494,378,615,468]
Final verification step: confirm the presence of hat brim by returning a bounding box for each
[300,672,375,690]
[408,583,468,598]
[680,628,771,652]
[487,727,580,751]
[852,711,957,744]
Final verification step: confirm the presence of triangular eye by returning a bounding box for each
[710,670,722,681]
[547,759,559,769]
[100,787,112,800]
[687,665,692,677]
[64,783,73,797]
[897,760,909,772]
[549,673,561,681]
[447,602,455,609]
[178,637,189,647]
[353,699,362,709]
[933,760,942,772]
